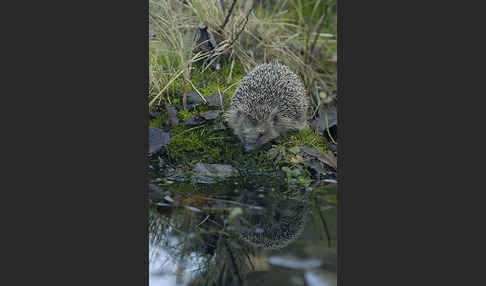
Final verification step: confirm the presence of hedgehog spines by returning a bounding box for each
[225,63,308,152]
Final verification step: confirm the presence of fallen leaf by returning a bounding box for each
[310,106,337,133]
[300,146,337,169]
[206,92,226,107]
[149,127,170,154]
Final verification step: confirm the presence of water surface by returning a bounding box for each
[149,176,337,286]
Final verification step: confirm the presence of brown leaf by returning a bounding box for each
[300,146,337,169]
[149,127,170,154]
[206,92,226,107]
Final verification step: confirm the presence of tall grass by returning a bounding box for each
[149,0,209,109]
[149,0,337,112]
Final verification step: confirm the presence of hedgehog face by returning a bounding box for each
[229,111,280,152]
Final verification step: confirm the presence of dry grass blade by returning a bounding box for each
[187,79,207,104]
[309,6,328,56]
[149,69,184,107]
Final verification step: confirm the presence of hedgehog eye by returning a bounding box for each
[273,115,279,124]
[258,132,264,138]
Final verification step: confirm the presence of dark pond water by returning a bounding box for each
[149,175,337,286]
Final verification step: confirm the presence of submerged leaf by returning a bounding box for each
[192,162,239,178]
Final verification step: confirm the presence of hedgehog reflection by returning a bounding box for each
[232,195,310,249]
[149,187,312,286]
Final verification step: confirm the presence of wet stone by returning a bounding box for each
[199,110,221,120]
[192,163,239,182]
[304,270,333,286]
[184,117,204,126]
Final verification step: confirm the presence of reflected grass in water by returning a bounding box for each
[149,177,337,286]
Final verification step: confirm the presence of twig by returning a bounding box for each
[223,80,240,93]
[227,7,253,48]
[309,3,331,57]
[220,0,238,32]
[197,215,210,227]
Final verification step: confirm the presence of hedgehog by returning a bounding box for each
[224,63,308,152]
[233,198,310,249]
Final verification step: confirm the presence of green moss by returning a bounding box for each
[286,128,329,154]
[176,110,194,121]
[149,112,167,129]
[149,51,332,178]
[165,113,279,171]
[168,121,236,165]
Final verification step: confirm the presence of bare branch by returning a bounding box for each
[228,7,253,48]
[220,0,238,32]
